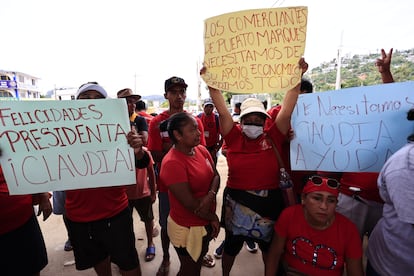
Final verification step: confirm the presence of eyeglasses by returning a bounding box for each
[308,176,340,189]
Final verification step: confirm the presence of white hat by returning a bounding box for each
[203,98,214,107]
[76,83,108,99]
[239,98,270,120]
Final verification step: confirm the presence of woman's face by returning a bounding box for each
[176,117,201,147]
[240,113,266,127]
[302,191,337,228]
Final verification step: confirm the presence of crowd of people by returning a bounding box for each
[1,48,413,276]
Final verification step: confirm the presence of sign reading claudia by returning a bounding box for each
[290,82,414,172]
[202,6,308,93]
[0,99,136,195]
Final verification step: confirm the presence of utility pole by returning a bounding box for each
[335,31,344,90]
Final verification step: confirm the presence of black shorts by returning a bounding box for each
[66,207,139,271]
[129,196,154,222]
[0,213,48,276]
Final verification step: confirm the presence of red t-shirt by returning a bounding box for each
[198,112,220,148]
[275,205,362,276]
[147,110,206,192]
[225,122,286,190]
[126,148,155,199]
[0,166,33,235]
[65,186,128,222]
[137,111,154,126]
[160,145,214,227]
[340,172,382,202]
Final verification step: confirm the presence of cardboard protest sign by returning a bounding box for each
[290,81,414,172]
[202,6,307,94]
[0,99,136,195]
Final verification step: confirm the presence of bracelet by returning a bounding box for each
[209,190,217,195]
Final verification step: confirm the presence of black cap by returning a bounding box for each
[164,76,188,92]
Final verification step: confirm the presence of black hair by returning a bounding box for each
[300,78,313,93]
[135,100,146,111]
[235,102,242,109]
[262,100,268,110]
[167,112,194,144]
[407,108,414,121]
[407,108,414,141]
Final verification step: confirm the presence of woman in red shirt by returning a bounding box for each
[160,112,220,276]
[266,175,364,276]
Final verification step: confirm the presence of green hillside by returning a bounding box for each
[308,48,414,92]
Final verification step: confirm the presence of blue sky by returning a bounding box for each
[1,0,413,99]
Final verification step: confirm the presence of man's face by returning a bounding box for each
[125,97,136,116]
[203,104,214,115]
[165,86,186,109]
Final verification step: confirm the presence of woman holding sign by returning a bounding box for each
[201,58,308,276]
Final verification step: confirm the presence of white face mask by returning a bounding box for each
[241,124,263,139]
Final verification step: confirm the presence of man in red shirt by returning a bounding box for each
[147,76,209,275]
[197,98,223,165]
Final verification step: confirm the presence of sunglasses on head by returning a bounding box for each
[308,175,340,189]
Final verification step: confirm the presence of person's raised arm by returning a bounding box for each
[376,48,394,83]
[276,58,309,135]
[200,67,234,137]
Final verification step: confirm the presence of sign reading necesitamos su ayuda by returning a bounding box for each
[290,81,414,172]
[0,99,136,195]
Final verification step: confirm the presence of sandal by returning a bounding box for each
[156,259,170,276]
[145,246,156,262]
[202,254,215,268]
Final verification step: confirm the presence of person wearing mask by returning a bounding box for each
[160,112,220,276]
[201,58,309,276]
[64,82,150,276]
[147,76,212,276]
[265,175,364,276]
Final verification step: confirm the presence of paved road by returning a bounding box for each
[38,155,265,275]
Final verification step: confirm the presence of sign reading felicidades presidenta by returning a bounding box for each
[202,6,308,94]
[0,99,136,195]
[290,81,414,172]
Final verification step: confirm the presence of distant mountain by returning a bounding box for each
[142,94,197,103]
[142,94,165,102]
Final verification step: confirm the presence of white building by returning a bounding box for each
[0,70,41,100]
